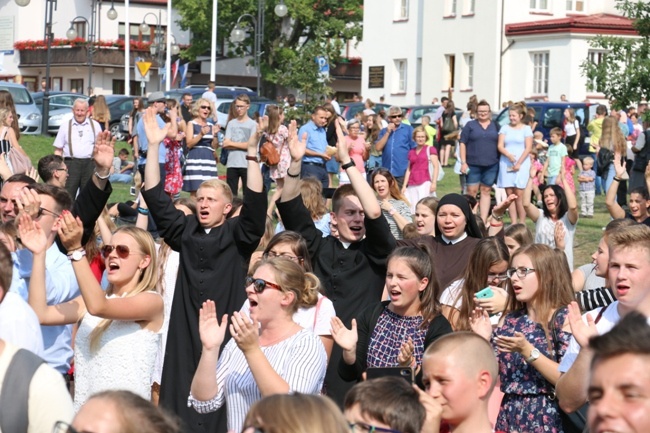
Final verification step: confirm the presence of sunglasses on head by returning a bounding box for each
[245,276,282,293]
[100,244,142,259]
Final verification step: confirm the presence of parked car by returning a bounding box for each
[494,102,597,144]
[215,98,275,126]
[403,105,440,126]
[0,82,42,135]
[47,94,141,139]
[340,102,392,121]
[31,92,89,113]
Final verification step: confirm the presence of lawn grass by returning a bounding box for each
[20,135,604,266]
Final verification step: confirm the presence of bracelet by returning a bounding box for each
[137,207,149,215]
[613,176,621,182]
[287,170,300,178]
[341,161,355,171]
[94,171,110,180]
[491,212,503,221]
[490,221,504,227]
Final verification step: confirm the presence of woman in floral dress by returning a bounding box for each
[471,244,575,433]
[265,105,289,218]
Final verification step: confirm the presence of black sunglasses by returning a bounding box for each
[389,114,402,119]
[100,244,143,259]
[245,276,282,293]
[200,105,211,110]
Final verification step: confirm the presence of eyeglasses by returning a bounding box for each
[52,421,81,433]
[245,276,283,293]
[36,207,61,219]
[506,267,536,279]
[487,273,508,283]
[263,251,303,263]
[348,422,402,433]
[389,114,402,119]
[200,105,211,110]
[100,244,144,259]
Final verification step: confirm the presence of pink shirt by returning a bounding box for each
[407,146,438,186]
[344,135,367,172]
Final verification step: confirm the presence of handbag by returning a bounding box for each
[6,148,33,175]
[259,133,280,166]
[550,309,589,433]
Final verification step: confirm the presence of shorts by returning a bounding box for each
[466,162,499,187]
[326,158,339,174]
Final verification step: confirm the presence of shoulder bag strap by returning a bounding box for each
[67,119,74,158]
[0,348,45,433]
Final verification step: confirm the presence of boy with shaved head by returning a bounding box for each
[419,332,502,433]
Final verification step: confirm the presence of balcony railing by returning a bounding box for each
[18,46,161,68]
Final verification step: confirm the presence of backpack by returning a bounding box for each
[442,114,455,134]
[596,147,613,176]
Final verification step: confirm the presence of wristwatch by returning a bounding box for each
[67,248,86,262]
[526,348,541,363]
[341,161,355,171]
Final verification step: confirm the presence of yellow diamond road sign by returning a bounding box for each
[136,61,152,77]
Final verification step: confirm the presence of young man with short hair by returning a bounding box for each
[298,106,331,189]
[587,312,650,433]
[278,122,395,405]
[419,332,500,433]
[344,377,425,433]
[556,224,650,412]
[141,106,266,433]
[37,155,68,188]
[223,94,257,196]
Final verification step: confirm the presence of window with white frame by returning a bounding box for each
[396,0,409,19]
[587,50,606,92]
[464,0,475,14]
[464,53,474,89]
[444,0,457,16]
[530,0,549,10]
[566,0,585,12]
[394,59,407,93]
[531,52,549,95]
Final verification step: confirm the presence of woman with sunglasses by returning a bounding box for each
[331,245,452,384]
[19,212,163,411]
[240,231,336,360]
[183,97,219,196]
[188,257,327,433]
[470,244,575,433]
[441,237,510,331]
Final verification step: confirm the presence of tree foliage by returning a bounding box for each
[173,0,362,98]
[581,0,650,109]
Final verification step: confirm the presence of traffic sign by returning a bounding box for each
[135,61,152,82]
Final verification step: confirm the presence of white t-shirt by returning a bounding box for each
[558,301,621,373]
[0,292,44,357]
[564,119,579,137]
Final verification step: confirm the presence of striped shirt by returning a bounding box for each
[188,328,327,432]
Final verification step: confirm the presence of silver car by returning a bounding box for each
[0,82,41,135]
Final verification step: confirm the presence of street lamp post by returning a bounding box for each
[15,0,56,134]
[141,13,179,91]
[230,0,288,96]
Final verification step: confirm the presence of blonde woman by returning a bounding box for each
[91,95,111,132]
[596,115,627,194]
[19,212,163,411]
[183,97,219,196]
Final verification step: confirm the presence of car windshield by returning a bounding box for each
[0,86,33,105]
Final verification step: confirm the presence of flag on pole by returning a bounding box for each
[161,65,166,84]
[179,63,189,88]
[171,59,180,87]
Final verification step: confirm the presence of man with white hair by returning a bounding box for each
[52,98,101,198]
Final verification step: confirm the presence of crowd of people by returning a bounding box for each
[1,86,650,433]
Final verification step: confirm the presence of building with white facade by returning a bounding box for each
[361,0,635,110]
[0,0,190,95]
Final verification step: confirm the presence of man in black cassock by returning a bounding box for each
[141,107,266,433]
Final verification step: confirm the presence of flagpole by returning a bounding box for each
[165,0,172,91]
[125,0,130,95]
[210,0,217,82]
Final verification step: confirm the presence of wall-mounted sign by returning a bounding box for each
[368,66,384,89]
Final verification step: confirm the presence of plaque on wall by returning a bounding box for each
[368,66,384,89]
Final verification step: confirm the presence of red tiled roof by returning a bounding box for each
[506,13,637,37]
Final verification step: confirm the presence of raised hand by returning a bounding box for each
[93,130,117,173]
[567,301,597,348]
[17,213,48,255]
[144,106,170,148]
[397,337,415,367]
[57,211,84,251]
[230,311,260,354]
[198,300,228,351]
[492,193,518,218]
[26,167,41,183]
[15,187,41,220]
[413,385,442,433]
[469,307,492,341]
[288,120,307,161]
[330,317,358,352]
[494,331,529,354]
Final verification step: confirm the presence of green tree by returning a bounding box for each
[173,0,362,99]
[581,0,650,109]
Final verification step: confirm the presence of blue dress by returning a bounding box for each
[497,124,533,189]
[493,307,571,433]
[182,122,219,192]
